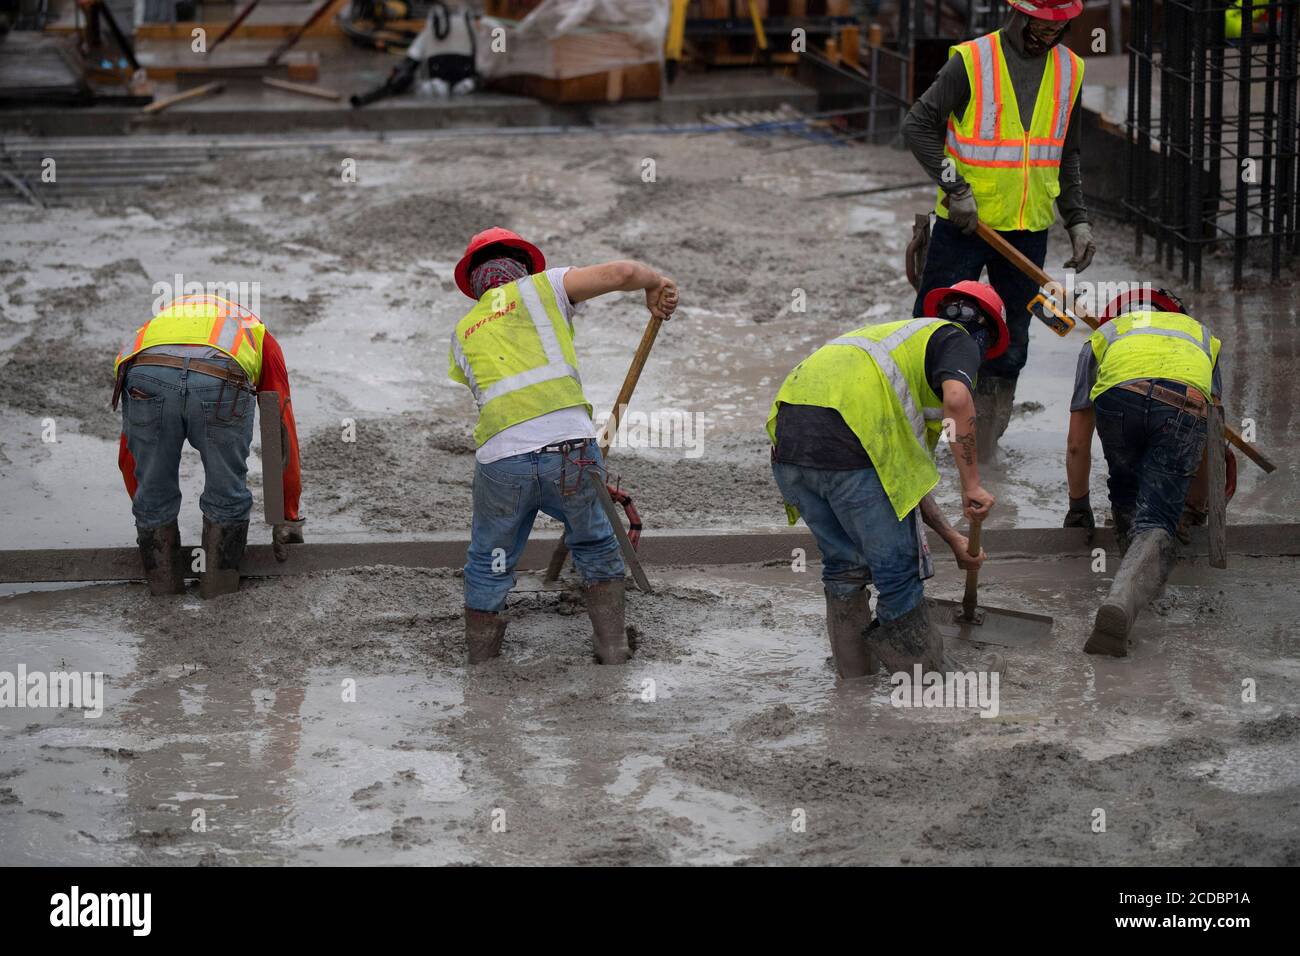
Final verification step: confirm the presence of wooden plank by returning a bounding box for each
[4,525,1299,585]
[1207,404,1228,569]
[262,76,343,101]
[140,80,224,114]
[258,392,285,525]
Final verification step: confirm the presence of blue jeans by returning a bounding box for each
[771,461,927,623]
[1094,382,1209,537]
[464,439,625,612]
[121,361,255,528]
[911,216,1049,379]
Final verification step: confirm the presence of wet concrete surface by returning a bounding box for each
[2,128,1298,865]
[1,554,1297,866]
[3,131,1295,551]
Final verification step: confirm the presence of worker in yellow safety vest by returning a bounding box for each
[1063,287,1225,657]
[113,293,305,598]
[767,281,1008,679]
[904,0,1091,461]
[448,227,678,666]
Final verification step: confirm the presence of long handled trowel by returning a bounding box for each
[932,517,1054,648]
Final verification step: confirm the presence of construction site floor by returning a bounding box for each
[2,128,1298,865]
[2,554,1298,865]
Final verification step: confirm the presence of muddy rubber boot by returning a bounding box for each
[1085,529,1174,657]
[1112,510,1135,558]
[199,517,248,600]
[464,608,506,664]
[868,601,946,674]
[825,589,876,678]
[136,521,185,596]
[973,376,1016,463]
[586,579,631,664]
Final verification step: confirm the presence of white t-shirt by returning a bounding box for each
[475,266,597,464]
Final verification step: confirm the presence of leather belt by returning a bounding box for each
[1117,379,1209,418]
[112,353,253,410]
[540,438,593,454]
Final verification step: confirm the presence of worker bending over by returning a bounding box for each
[448,227,678,665]
[1064,288,1223,657]
[767,280,1005,678]
[904,0,1092,459]
[114,294,304,598]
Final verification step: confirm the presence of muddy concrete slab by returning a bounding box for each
[3,131,1295,552]
[1,554,1296,865]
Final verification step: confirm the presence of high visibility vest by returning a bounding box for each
[449,272,592,447]
[1089,311,1220,403]
[935,30,1084,232]
[1226,0,1268,39]
[114,295,265,384]
[767,318,959,522]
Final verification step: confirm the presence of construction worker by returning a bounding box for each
[114,294,304,598]
[1063,288,1223,657]
[449,227,678,665]
[903,0,1092,460]
[766,280,1006,678]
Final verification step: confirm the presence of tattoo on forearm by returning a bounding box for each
[956,431,976,466]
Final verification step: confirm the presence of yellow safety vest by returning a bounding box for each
[449,272,592,447]
[767,318,959,522]
[935,30,1084,232]
[114,294,265,384]
[1089,311,1220,402]
[1226,0,1267,39]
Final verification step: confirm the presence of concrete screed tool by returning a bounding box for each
[932,516,1055,649]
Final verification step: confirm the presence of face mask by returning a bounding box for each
[940,297,992,354]
[1024,21,1067,56]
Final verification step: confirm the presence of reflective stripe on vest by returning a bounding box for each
[936,31,1083,231]
[830,317,947,448]
[1097,318,1212,357]
[114,295,264,383]
[1090,311,1219,403]
[946,35,1076,168]
[452,278,582,410]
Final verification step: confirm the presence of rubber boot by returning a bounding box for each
[1112,510,1135,558]
[825,589,876,678]
[1085,529,1174,657]
[973,375,1016,463]
[464,608,506,664]
[868,601,946,674]
[136,521,185,596]
[199,517,248,600]
[586,579,631,664]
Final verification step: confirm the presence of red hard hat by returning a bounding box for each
[1098,287,1185,324]
[923,280,1011,361]
[1006,0,1083,21]
[454,227,545,300]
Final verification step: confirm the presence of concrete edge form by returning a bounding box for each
[1,524,1294,584]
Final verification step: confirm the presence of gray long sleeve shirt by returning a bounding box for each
[901,11,1089,229]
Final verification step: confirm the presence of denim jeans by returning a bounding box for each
[771,460,929,623]
[911,216,1050,379]
[1094,381,1209,537]
[465,438,625,612]
[121,361,256,528]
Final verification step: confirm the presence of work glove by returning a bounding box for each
[946,184,979,236]
[1064,222,1096,273]
[1063,495,1095,542]
[273,519,305,562]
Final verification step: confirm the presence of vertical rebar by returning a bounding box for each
[1233,1,1255,287]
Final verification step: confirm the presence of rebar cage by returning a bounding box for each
[1126,0,1300,289]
